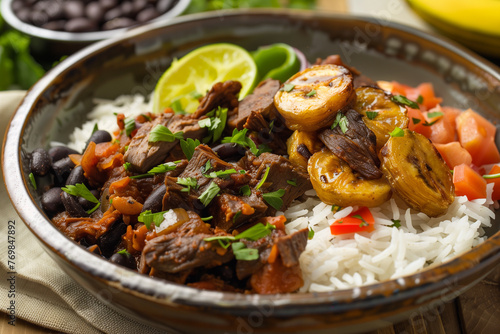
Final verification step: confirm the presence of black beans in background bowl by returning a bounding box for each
[0,0,191,57]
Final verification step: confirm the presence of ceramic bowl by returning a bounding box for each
[3,9,500,334]
[0,0,191,57]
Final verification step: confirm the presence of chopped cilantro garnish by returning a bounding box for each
[412,117,422,125]
[240,185,251,197]
[29,172,37,190]
[427,111,444,119]
[170,99,184,114]
[389,127,404,137]
[391,95,419,109]
[177,177,198,193]
[281,83,295,92]
[256,166,270,190]
[129,162,178,179]
[138,210,168,230]
[180,138,200,160]
[61,183,100,214]
[306,89,317,97]
[198,106,228,143]
[365,111,378,120]
[232,242,259,261]
[117,249,131,257]
[198,181,220,206]
[221,128,270,156]
[287,179,297,186]
[262,189,285,210]
[416,95,424,104]
[308,228,315,239]
[205,169,239,179]
[390,219,401,228]
[331,112,349,133]
[123,162,131,171]
[124,118,136,136]
[149,124,184,143]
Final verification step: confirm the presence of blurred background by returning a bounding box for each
[0,0,499,92]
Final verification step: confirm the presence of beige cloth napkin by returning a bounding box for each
[0,91,166,334]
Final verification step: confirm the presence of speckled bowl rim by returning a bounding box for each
[3,9,500,314]
[0,0,192,42]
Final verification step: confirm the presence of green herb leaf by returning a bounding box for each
[177,177,198,192]
[262,189,285,210]
[170,99,184,114]
[117,249,131,257]
[281,83,295,92]
[240,185,252,196]
[331,205,341,212]
[391,95,419,109]
[91,123,99,135]
[308,228,315,239]
[125,118,136,136]
[256,166,270,190]
[138,210,168,230]
[287,179,297,186]
[149,124,184,143]
[202,160,211,173]
[232,243,259,261]
[221,128,269,156]
[389,127,405,137]
[483,173,500,179]
[306,89,316,97]
[198,106,227,143]
[269,120,275,134]
[331,112,349,133]
[412,117,421,125]
[390,219,401,228]
[203,235,236,249]
[234,222,276,241]
[352,214,369,227]
[123,162,131,171]
[198,181,220,206]
[365,111,378,120]
[61,183,100,214]
[233,211,242,223]
[427,111,444,119]
[201,216,213,221]
[148,162,177,174]
[29,172,37,190]
[417,95,424,104]
[190,90,203,99]
[205,168,239,179]
[180,138,200,160]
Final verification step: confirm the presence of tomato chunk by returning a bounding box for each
[434,142,472,169]
[330,207,375,235]
[485,165,500,201]
[453,164,487,200]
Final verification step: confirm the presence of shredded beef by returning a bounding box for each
[191,81,241,119]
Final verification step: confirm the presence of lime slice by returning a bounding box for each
[153,43,258,114]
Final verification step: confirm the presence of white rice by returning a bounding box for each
[68,94,496,292]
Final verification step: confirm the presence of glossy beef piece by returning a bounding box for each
[178,145,250,195]
[142,233,234,273]
[241,152,312,214]
[191,80,241,119]
[124,113,205,173]
[228,79,281,130]
[319,109,382,179]
[162,176,201,213]
[314,54,378,88]
[274,228,308,267]
[209,192,268,231]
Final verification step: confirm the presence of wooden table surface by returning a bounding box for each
[1,1,499,333]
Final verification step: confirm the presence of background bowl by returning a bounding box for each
[3,9,500,334]
[0,0,191,57]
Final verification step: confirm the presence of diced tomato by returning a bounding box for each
[485,165,500,201]
[453,164,487,200]
[424,106,456,144]
[434,142,472,169]
[330,207,375,235]
[407,107,432,138]
[456,109,500,166]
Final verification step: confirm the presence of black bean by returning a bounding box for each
[133,0,148,12]
[63,1,85,19]
[16,8,32,23]
[48,145,79,163]
[212,142,245,160]
[85,2,104,22]
[78,189,100,211]
[31,148,52,176]
[41,187,64,214]
[61,191,89,217]
[99,0,117,10]
[42,20,67,30]
[141,184,166,213]
[52,157,75,185]
[86,130,112,147]
[98,220,127,257]
[120,1,135,17]
[65,17,98,32]
[136,7,159,23]
[103,7,122,21]
[65,165,86,186]
[45,0,64,20]
[110,252,136,269]
[31,10,50,26]
[102,17,135,30]
[11,0,24,12]
[156,0,174,13]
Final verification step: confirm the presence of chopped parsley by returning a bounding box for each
[170,99,184,114]
[221,128,270,156]
[262,189,285,210]
[232,242,259,261]
[416,95,424,104]
[180,138,200,160]
[92,123,99,134]
[198,181,221,206]
[389,127,405,137]
[391,95,419,109]
[117,249,131,257]
[240,185,252,196]
[205,168,239,179]
[29,172,37,190]
[365,111,378,120]
[306,89,317,97]
[256,166,270,190]
[202,160,211,173]
[308,228,315,239]
[390,219,401,228]
[123,162,131,171]
[331,205,341,212]
[331,112,349,133]
[412,117,422,125]
[138,210,168,229]
[124,118,136,136]
[148,124,184,143]
[281,83,295,92]
[129,162,178,179]
[427,111,444,119]
[198,106,228,143]
[287,179,297,186]
[177,177,198,193]
[204,222,276,249]
[61,183,100,214]
[353,214,369,227]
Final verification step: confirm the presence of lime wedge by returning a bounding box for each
[153,43,258,114]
